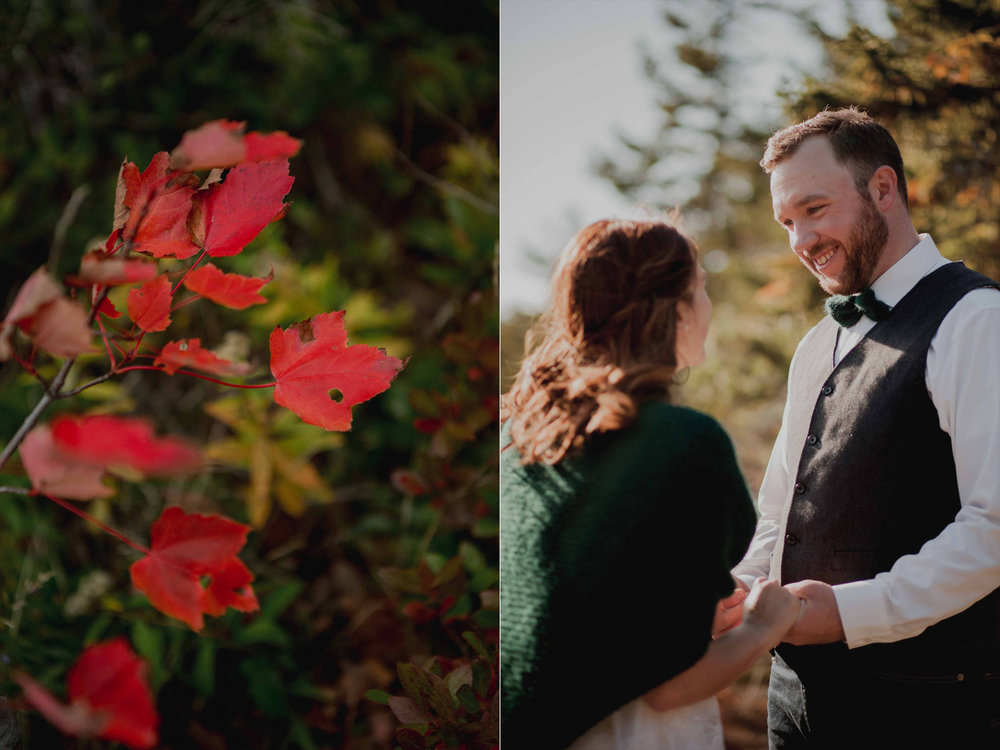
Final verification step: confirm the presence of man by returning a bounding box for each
[729,108,1000,747]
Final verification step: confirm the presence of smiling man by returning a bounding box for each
[731,108,1000,747]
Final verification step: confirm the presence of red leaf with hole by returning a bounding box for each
[169,120,302,171]
[20,424,113,500]
[153,338,252,377]
[127,275,173,332]
[118,153,200,259]
[0,267,92,361]
[50,414,200,475]
[182,262,271,309]
[195,159,294,257]
[269,311,404,431]
[129,506,258,631]
[16,638,158,749]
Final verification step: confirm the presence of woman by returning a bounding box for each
[501,218,800,749]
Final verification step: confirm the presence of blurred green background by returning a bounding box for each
[1,2,497,748]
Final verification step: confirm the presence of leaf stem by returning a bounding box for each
[115,365,277,389]
[41,492,151,555]
[171,249,209,295]
[58,365,275,398]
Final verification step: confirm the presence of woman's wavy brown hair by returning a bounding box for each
[503,217,699,465]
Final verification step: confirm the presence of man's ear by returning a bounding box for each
[870,165,898,210]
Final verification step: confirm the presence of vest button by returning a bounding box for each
[822,385,833,396]
[807,434,818,445]
[794,482,806,494]
[785,534,799,545]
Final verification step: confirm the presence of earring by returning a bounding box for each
[682,323,690,331]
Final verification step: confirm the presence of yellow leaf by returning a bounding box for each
[247,439,274,527]
[273,476,307,517]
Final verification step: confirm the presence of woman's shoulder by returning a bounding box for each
[634,402,739,468]
[636,401,730,441]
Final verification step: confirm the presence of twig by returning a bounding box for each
[47,185,90,274]
[0,358,74,471]
[395,149,498,216]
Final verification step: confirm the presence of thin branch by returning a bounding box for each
[395,149,498,216]
[48,185,90,274]
[0,358,74,471]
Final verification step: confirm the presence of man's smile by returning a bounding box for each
[812,245,838,269]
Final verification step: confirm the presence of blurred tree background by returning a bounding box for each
[1,1,497,749]
[502,0,998,746]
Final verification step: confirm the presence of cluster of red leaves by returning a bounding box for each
[15,639,158,749]
[21,414,199,500]
[3,119,405,745]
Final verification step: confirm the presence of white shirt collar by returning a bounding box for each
[869,233,949,308]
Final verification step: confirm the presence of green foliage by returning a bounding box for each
[0,1,497,747]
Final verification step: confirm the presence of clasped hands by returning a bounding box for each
[712,578,846,645]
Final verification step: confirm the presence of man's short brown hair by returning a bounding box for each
[761,107,908,207]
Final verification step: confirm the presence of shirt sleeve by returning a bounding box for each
[732,342,804,589]
[833,288,1000,648]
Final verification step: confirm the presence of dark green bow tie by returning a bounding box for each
[824,288,893,327]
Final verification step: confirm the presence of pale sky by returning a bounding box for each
[500,0,893,318]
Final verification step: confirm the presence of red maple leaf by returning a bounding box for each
[16,638,158,749]
[269,311,404,431]
[192,159,294,257]
[127,274,173,332]
[244,131,303,163]
[96,297,122,319]
[182,262,272,309]
[168,119,302,171]
[0,267,92,361]
[130,506,258,631]
[153,338,252,377]
[20,424,113,500]
[118,153,200,259]
[50,414,200,475]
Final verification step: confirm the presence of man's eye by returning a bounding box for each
[807,205,824,215]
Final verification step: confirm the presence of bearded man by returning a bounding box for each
[728,108,999,747]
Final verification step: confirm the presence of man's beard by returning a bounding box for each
[814,192,888,295]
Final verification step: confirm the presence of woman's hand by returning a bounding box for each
[741,577,802,648]
[711,582,748,637]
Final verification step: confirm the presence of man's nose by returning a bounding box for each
[790,225,816,255]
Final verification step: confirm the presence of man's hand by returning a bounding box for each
[781,579,846,645]
[712,578,749,637]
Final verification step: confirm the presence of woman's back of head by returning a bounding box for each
[504,217,698,465]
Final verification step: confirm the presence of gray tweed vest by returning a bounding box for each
[775,262,999,678]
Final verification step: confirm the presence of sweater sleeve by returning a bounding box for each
[568,406,757,718]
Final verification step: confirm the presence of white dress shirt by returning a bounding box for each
[734,234,1000,648]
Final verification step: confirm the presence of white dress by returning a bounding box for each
[567,695,725,750]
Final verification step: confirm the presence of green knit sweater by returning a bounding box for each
[500,402,756,749]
